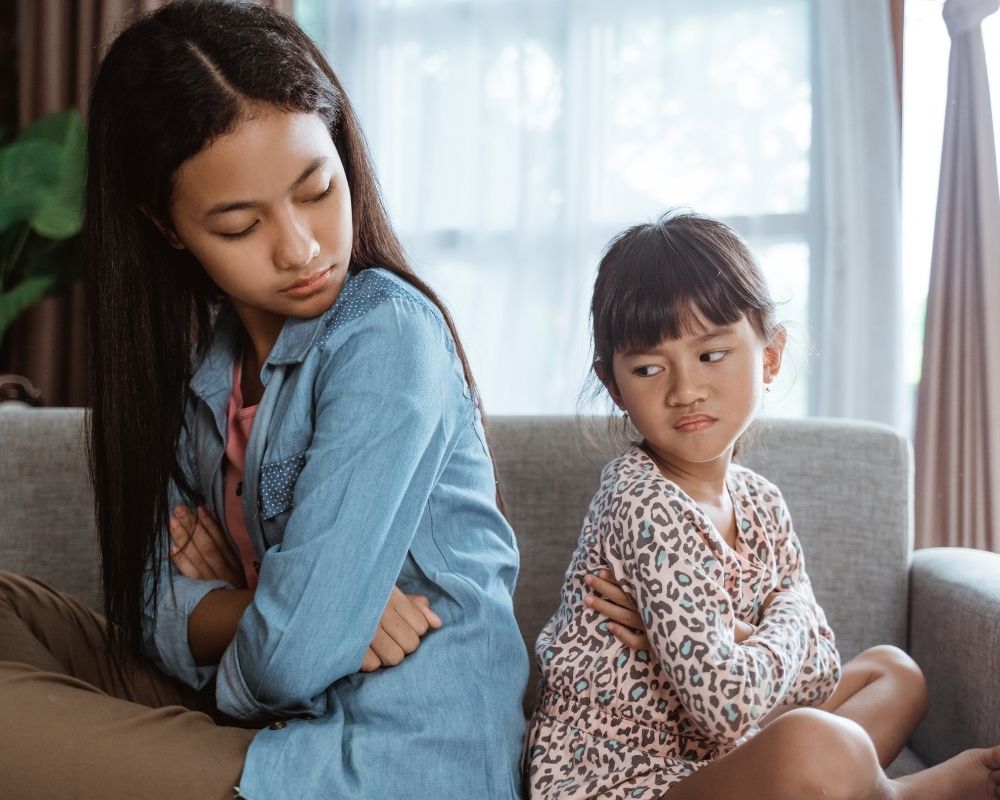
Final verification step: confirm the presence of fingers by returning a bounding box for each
[584,593,644,630]
[387,587,429,637]
[367,590,445,671]
[169,508,217,580]
[169,505,244,586]
[584,570,633,609]
[369,622,409,667]
[608,622,650,651]
[406,594,443,630]
[195,506,240,572]
[169,533,204,580]
[191,506,242,578]
[583,569,643,628]
[382,605,423,655]
[360,647,382,673]
[583,569,650,651]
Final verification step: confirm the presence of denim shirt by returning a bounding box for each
[141,268,529,799]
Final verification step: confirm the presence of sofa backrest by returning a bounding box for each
[1,408,912,716]
[0,407,101,609]
[490,416,912,714]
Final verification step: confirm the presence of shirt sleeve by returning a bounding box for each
[215,298,463,722]
[758,489,841,708]
[141,411,233,690]
[615,486,825,746]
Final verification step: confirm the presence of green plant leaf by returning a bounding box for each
[0,110,87,345]
[29,112,86,240]
[0,140,62,232]
[0,273,59,347]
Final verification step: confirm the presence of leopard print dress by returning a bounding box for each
[524,445,841,799]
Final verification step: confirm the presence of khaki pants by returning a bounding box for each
[0,571,257,800]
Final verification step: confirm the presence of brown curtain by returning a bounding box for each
[0,0,292,408]
[914,0,1000,551]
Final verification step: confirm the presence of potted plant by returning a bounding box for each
[0,109,85,405]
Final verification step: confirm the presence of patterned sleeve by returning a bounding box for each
[612,486,828,746]
[760,486,841,707]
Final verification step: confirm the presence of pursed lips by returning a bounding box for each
[281,265,333,294]
[673,413,716,432]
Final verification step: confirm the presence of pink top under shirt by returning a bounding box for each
[224,354,260,591]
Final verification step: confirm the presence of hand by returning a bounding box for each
[734,619,756,643]
[360,587,443,672]
[583,569,651,652]
[169,504,246,589]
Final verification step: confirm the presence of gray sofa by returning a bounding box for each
[2,407,998,779]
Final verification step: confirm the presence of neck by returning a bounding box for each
[230,300,284,369]
[641,442,733,504]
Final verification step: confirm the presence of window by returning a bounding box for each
[298,0,815,415]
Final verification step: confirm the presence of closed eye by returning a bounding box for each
[219,221,258,240]
[700,350,727,363]
[217,182,332,240]
[306,182,334,204]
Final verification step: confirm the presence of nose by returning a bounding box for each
[666,365,706,408]
[273,212,320,271]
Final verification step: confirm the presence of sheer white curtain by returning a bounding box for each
[297,0,900,422]
[812,1,904,427]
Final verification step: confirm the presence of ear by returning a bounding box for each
[763,325,787,385]
[593,358,624,409]
[139,205,186,250]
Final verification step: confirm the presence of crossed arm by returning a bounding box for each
[168,503,656,675]
[168,504,441,671]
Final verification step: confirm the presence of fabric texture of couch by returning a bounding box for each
[2,406,997,779]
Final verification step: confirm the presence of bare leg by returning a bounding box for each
[662,708,1000,800]
[817,645,928,767]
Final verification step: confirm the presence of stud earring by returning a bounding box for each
[622,410,630,420]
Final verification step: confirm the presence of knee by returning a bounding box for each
[860,645,928,715]
[766,708,882,800]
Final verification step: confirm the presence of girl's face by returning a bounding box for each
[605,311,785,477]
[166,106,353,331]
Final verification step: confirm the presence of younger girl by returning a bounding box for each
[524,212,1000,799]
[0,2,527,798]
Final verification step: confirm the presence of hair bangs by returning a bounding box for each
[593,221,755,362]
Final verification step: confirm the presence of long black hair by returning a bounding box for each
[85,0,495,663]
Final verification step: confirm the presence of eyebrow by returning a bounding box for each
[203,156,328,218]
[623,326,737,356]
[694,327,736,343]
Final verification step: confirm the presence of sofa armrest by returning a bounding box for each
[908,547,1000,765]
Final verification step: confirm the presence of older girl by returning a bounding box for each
[0,2,527,798]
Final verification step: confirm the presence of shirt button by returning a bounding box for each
[268,720,287,730]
